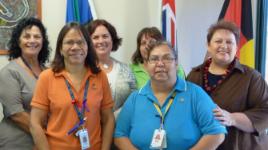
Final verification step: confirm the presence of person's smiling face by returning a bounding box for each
[145,44,177,83]
[19,25,43,58]
[91,25,113,58]
[61,28,88,66]
[207,29,237,66]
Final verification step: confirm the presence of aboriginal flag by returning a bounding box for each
[219,0,255,68]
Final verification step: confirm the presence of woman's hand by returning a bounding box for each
[213,106,234,126]
[213,106,255,132]
[30,107,49,150]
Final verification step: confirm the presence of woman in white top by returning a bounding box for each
[86,19,136,118]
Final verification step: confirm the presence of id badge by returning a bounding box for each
[76,129,90,150]
[150,129,167,149]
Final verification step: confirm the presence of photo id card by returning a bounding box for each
[150,129,167,149]
[76,129,90,150]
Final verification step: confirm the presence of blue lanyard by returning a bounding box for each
[21,56,41,79]
[65,78,90,135]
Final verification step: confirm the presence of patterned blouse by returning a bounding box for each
[106,58,137,114]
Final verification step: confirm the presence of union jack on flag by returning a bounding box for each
[162,0,177,50]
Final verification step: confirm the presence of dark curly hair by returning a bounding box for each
[8,17,51,66]
[131,27,163,64]
[51,22,100,74]
[86,19,122,51]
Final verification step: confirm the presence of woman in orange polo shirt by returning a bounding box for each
[30,22,115,150]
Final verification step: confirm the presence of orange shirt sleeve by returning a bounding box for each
[31,69,51,111]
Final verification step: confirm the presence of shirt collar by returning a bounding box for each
[232,59,245,73]
[138,77,187,105]
[54,68,95,79]
[139,76,187,96]
[192,58,245,74]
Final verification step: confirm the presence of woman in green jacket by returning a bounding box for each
[130,27,185,89]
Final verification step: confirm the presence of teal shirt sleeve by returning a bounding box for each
[114,92,136,138]
[192,84,227,134]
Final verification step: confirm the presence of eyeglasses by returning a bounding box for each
[63,40,86,47]
[147,55,176,64]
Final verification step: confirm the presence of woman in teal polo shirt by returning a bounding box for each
[115,40,226,150]
[130,27,184,89]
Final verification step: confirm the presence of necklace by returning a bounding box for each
[21,56,41,79]
[203,58,234,94]
[103,63,109,69]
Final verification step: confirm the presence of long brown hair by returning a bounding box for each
[51,22,100,74]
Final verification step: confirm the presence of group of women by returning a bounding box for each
[0,17,267,150]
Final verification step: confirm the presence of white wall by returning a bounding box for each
[176,0,223,73]
[92,0,161,63]
[41,0,66,63]
[42,0,162,65]
[0,55,8,69]
[0,0,256,75]
[92,0,224,74]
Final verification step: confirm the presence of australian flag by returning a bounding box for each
[162,0,177,50]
